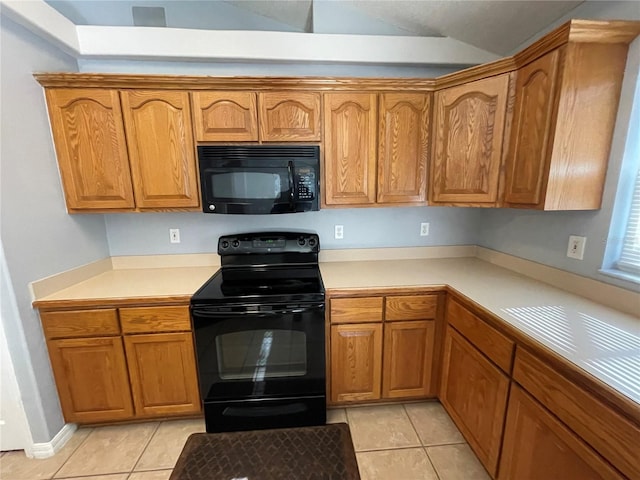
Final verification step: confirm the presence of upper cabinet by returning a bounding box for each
[192,91,321,142]
[505,41,630,210]
[324,93,378,205]
[378,93,430,204]
[192,91,258,142]
[45,89,135,211]
[120,91,199,209]
[430,74,511,206]
[259,92,321,142]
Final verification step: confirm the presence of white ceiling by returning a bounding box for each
[45,0,585,55]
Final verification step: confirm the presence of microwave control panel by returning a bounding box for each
[296,167,316,200]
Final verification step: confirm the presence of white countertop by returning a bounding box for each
[34,254,640,407]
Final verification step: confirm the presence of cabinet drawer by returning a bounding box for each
[385,295,438,321]
[330,297,383,324]
[120,306,191,333]
[41,309,120,339]
[513,347,640,480]
[447,299,514,373]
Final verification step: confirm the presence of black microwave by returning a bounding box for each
[197,145,320,214]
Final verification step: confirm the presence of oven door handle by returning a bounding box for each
[287,160,295,210]
[192,305,324,318]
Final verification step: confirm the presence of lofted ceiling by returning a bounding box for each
[45,0,585,55]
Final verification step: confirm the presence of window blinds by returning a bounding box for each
[618,167,640,274]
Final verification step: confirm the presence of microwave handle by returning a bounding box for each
[287,161,295,210]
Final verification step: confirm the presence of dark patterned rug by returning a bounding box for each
[169,423,361,480]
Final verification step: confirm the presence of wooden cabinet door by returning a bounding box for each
[382,320,435,398]
[440,326,509,477]
[499,385,622,480]
[259,92,321,141]
[192,91,258,141]
[47,337,133,423]
[121,91,199,208]
[504,49,561,206]
[324,93,378,205]
[431,75,510,205]
[330,323,382,403]
[124,332,201,417]
[378,93,430,204]
[45,89,134,210]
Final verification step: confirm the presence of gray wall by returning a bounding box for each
[0,16,110,442]
[106,207,481,255]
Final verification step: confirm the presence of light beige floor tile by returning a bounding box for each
[56,475,128,480]
[347,404,420,451]
[404,402,465,446]
[0,428,91,480]
[356,448,438,480]
[326,408,347,424]
[54,423,158,478]
[134,419,204,471]
[129,470,172,480]
[426,444,491,480]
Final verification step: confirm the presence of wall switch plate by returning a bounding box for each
[169,228,181,244]
[566,235,586,260]
[420,222,430,236]
[334,225,344,240]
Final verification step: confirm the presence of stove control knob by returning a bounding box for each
[298,237,306,246]
[220,240,229,249]
[308,238,317,247]
[232,240,240,248]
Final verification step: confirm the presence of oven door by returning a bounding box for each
[200,162,294,214]
[192,302,325,402]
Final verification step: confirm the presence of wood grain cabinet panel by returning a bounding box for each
[382,320,435,398]
[124,332,201,417]
[47,337,134,423]
[323,93,378,205]
[440,326,509,477]
[377,93,430,204]
[430,75,510,205]
[45,88,135,210]
[121,90,199,208]
[330,297,384,324]
[499,385,623,480]
[192,91,258,141]
[330,323,382,403]
[41,309,120,339]
[385,295,438,321]
[259,92,321,141]
[505,42,629,210]
[120,306,191,333]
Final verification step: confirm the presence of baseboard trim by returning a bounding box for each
[24,423,77,459]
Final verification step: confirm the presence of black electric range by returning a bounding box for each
[190,232,326,433]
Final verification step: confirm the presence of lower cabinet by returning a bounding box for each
[499,384,622,480]
[440,325,509,477]
[41,305,201,424]
[329,293,439,404]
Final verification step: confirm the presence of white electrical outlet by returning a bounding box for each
[420,222,430,236]
[334,225,344,240]
[169,228,181,244]
[566,235,586,260]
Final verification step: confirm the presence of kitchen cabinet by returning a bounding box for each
[430,74,511,206]
[323,93,378,205]
[499,384,622,480]
[505,41,630,210]
[440,325,509,477]
[120,91,199,209]
[40,304,200,424]
[191,91,258,141]
[44,88,135,211]
[258,92,321,141]
[329,293,439,404]
[377,93,430,204]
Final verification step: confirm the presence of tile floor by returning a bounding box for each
[0,401,489,480]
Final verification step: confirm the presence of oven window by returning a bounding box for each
[216,329,307,380]
[211,171,283,200]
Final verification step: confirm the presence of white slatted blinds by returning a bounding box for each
[618,167,640,274]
